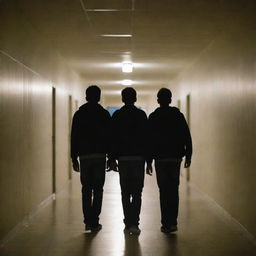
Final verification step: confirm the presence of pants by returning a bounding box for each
[155,159,181,227]
[118,159,145,227]
[79,157,106,227]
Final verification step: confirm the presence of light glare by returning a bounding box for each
[122,79,133,86]
[122,62,133,73]
[100,34,132,38]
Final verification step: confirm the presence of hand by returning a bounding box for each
[184,157,191,168]
[72,159,80,172]
[146,163,153,176]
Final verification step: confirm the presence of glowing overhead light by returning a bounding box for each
[100,34,132,37]
[122,79,133,86]
[86,9,119,11]
[122,62,133,73]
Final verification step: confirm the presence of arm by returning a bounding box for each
[107,111,119,171]
[71,112,80,172]
[146,113,154,175]
[180,114,193,168]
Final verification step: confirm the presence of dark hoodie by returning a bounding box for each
[109,104,148,160]
[148,106,192,161]
[71,103,111,159]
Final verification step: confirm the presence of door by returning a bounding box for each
[52,87,56,194]
[68,95,73,180]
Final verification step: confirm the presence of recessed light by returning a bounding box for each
[122,79,133,86]
[122,62,133,73]
[86,9,120,11]
[100,34,132,38]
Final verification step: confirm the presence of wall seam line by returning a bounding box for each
[0,180,71,248]
[0,193,55,248]
[0,50,42,78]
[188,181,256,247]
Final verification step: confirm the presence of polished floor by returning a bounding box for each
[1,171,256,256]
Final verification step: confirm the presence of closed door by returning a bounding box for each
[52,87,56,193]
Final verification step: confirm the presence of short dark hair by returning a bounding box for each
[121,87,137,104]
[86,85,101,103]
[157,88,172,105]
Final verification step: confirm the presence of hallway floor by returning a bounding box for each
[1,171,256,256]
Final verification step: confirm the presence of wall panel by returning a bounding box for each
[0,0,83,239]
[0,53,52,238]
[174,31,256,237]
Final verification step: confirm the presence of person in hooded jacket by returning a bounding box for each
[109,87,147,235]
[146,88,192,233]
[71,85,111,232]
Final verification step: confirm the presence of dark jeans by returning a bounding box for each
[155,159,181,227]
[118,159,145,227]
[79,157,106,227]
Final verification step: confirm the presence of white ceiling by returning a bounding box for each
[16,0,254,94]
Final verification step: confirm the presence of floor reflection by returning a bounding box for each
[123,233,142,256]
[162,234,179,255]
[1,174,256,256]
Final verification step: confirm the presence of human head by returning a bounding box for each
[157,88,172,106]
[121,87,137,105]
[86,85,101,103]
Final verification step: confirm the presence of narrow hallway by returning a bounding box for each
[1,171,255,256]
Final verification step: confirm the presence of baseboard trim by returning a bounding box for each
[188,181,256,247]
[0,193,56,248]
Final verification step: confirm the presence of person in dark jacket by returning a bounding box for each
[146,88,192,233]
[109,87,147,235]
[71,85,111,232]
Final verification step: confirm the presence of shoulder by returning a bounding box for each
[73,109,81,119]
[74,104,87,116]
[97,104,110,114]
[171,106,184,115]
[98,109,111,121]
[148,112,154,119]
[171,107,184,118]
[112,109,121,118]
[137,107,147,117]
[102,107,111,117]
[148,107,160,119]
[171,106,180,112]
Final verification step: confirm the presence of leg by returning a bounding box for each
[130,161,145,226]
[155,160,180,228]
[118,161,132,227]
[91,159,106,227]
[80,159,93,226]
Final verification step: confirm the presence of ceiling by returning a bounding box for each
[15,0,253,94]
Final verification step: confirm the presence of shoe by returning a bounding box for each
[91,224,102,232]
[123,225,131,234]
[129,225,141,235]
[85,224,91,232]
[161,225,178,233]
[123,227,130,234]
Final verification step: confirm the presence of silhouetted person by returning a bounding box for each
[71,85,111,232]
[147,88,192,233]
[109,87,147,235]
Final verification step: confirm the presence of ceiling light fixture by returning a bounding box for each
[122,79,133,86]
[100,34,132,38]
[122,62,133,73]
[86,9,119,11]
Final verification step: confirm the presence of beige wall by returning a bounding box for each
[0,2,82,239]
[173,30,256,237]
[1,0,255,242]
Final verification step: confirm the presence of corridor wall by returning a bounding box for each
[174,28,256,237]
[0,1,82,239]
